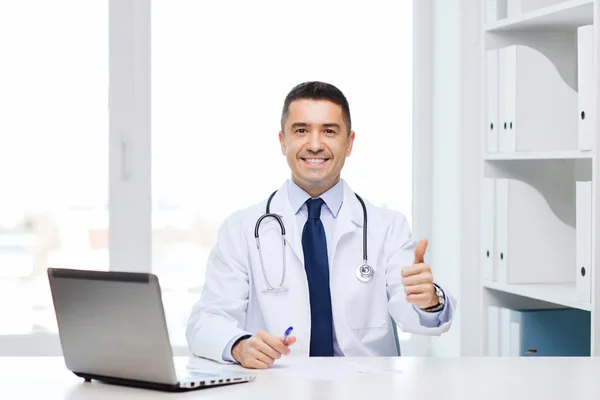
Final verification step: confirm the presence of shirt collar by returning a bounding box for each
[287,178,344,218]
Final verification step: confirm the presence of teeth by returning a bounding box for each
[306,158,326,164]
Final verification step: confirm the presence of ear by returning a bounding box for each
[279,131,286,155]
[346,131,355,157]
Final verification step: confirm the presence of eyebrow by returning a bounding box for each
[290,122,342,130]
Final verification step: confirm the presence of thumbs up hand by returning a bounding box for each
[401,239,438,310]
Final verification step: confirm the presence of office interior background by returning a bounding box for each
[1,0,598,358]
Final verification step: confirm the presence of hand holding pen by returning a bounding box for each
[231,327,296,369]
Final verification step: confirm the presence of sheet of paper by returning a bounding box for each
[269,358,402,381]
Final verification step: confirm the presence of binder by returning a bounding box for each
[512,0,571,16]
[497,45,577,152]
[576,181,592,304]
[508,309,590,356]
[509,313,521,356]
[577,25,594,151]
[494,178,575,283]
[486,50,499,153]
[486,0,507,23]
[498,47,516,152]
[481,178,496,281]
[494,179,509,283]
[506,0,521,18]
[487,306,500,356]
[494,306,525,356]
[499,307,512,356]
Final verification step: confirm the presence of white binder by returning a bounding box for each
[576,181,592,304]
[577,25,594,151]
[487,306,500,356]
[494,178,575,283]
[494,307,520,357]
[497,45,577,153]
[486,0,507,23]
[494,179,509,283]
[486,50,499,153]
[498,47,516,152]
[510,0,571,17]
[482,178,496,281]
[506,0,521,18]
[509,318,521,356]
[499,307,512,356]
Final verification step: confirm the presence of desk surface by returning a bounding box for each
[2,356,600,399]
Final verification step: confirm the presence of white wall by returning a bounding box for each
[457,0,483,358]
[409,0,436,357]
[429,0,463,357]
[425,0,482,357]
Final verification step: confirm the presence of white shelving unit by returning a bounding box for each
[484,150,592,160]
[486,0,593,31]
[480,0,600,356]
[483,281,591,311]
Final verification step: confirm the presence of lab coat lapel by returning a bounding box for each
[330,181,364,265]
[269,182,304,266]
[256,181,311,357]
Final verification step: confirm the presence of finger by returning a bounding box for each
[246,357,270,370]
[402,271,432,286]
[413,239,428,264]
[249,346,275,366]
[254,339,281,360]
[404,283,433,296]
[401,264,427,277]
[261,332,291,355]
[406,292,430,304]
[279,336,297,347]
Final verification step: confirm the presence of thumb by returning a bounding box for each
[413,239,428,264]
[285,336,297,346]
[279,336,297,346]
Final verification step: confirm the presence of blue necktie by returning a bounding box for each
[302,198,334,357]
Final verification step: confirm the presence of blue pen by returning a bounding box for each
[283,326,293,345]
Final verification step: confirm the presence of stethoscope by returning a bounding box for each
[254,190,373,292]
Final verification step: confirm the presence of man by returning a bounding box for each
[187,81,456,369]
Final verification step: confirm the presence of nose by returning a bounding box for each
[306,131,324,153]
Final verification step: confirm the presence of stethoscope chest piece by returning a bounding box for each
[356,264,374,283]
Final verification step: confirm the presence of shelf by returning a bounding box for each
[485,0,593,32]
[483,281,591,311]
[484,150,592,161]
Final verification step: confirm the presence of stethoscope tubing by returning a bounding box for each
[255,189,369,290]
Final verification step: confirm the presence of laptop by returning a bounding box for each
[47,267,256,391]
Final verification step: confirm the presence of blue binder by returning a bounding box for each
[510,308,590,356]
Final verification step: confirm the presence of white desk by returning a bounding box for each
[1,356,600,399]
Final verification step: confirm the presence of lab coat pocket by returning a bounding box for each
[345,273,388,330]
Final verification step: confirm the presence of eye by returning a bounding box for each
[325,129,335,134]
[295,128,306,134]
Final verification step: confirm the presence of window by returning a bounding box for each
[0,1,108,338]
[152,0,414,346]
[0,1,416,354]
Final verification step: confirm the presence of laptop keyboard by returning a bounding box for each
[186,370,219,378]
[176,366,220,381]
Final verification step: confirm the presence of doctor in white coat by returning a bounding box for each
[187,81,456,369]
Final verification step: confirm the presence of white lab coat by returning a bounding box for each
[187,180,456,362]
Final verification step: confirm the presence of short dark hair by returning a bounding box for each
[280,81,352,134]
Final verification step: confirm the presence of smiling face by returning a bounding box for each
[279,99,355,197]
